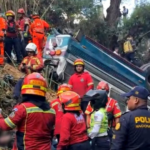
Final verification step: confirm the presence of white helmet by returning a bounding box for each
[25,43,37,54]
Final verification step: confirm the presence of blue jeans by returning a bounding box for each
[5,37,22,63]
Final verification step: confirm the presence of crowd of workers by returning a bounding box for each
[0,8,50,65]
[0,56,149,150]
[0,7,149,150]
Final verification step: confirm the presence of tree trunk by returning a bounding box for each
[106,0,121,27]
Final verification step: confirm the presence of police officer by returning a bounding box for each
[84,90,110,150]
[111,86,150,150]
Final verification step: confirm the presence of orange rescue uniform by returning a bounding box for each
[0,17,6,65]
[19,56,44,74]
[85,97,121,127]
[29,18,50,58]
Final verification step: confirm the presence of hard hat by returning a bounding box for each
[25,43,37,53]
[57,83,71,96]
[74,59,84,66]
[59,91,81,111]
[32,12,39,19]
[84,90,108,110]
[97,81,109,92]
[21,73,48,97]
[6,10,15,17]
[17,8,25,14]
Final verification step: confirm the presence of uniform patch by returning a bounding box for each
[9,111,15,118]
[115,123,121,130]
[80,78,84,82]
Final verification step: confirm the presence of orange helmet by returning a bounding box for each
[97,81,109,92]
[57,84,71,96]
[21,73,48,97]
[59,91,81,111]
[6,10,15,17]
[32,12,40,19]
[17,8,25,14]
[74,59,84,66]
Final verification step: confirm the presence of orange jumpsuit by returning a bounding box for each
[29,18,50,58]
[19,55,44,74]
[0,17,6,65]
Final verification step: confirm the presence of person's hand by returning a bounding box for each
[27,65,31,69]
[24,32,28,38]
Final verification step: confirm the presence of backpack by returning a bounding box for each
[123,40,133,53]
[7,21,16,33]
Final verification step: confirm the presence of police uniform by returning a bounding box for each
[111,86,150,150]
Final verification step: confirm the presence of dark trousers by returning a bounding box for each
[125,52,135,62]
[91,136,110,150]
[19,38,27,57]
[68,140,91,150]
[5,37,22,63]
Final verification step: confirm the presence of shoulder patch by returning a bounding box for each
[115,123,121,130]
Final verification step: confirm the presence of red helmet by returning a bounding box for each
[74,59,84,66]
[6,10,15,17]
[17,8,25,14]
[57,83,71,96]
[32,12,40,19]
[97,81,109,92]
[59,91,81,111]
[21,73,48,97]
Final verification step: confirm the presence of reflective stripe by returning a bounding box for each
[114,112,121,118]
[22,85,47,92]
[51,102,59,107]
[85,110,91,115]
[66,103,80,107]
[88,82,94,86]
[26,107,55,114]
[4,117,16,128]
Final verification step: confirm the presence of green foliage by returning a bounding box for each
[123,3,150,38]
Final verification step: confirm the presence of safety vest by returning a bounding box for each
[123,40,133,53]
[88,108,108,134]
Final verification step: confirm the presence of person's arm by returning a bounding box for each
[68,76,73,90]
[86,73,94,92]
[0,105,26,130]
[85,102,93,128]
[113,101,121,127]
[43,20,50,31]
[57,115,72,150]
[111,115,128,150]
[88,111,103,139]
[18,57,28,71]
[31,57,44,71]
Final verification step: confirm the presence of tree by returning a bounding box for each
[106,0,121,27]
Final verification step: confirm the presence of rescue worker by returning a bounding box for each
[5,10,23,63]
[84,90,110,150]
[0,72,55,150]
[17,8,30,57]
[29,12,50,58]
[85,81,121,139]
[19,42,44,75]
[14,43,44,101]
[111,86,150,150]
[68,58,94,111]
[0,15,6,65]
[57,91,91,150]
[50,83,71,143]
